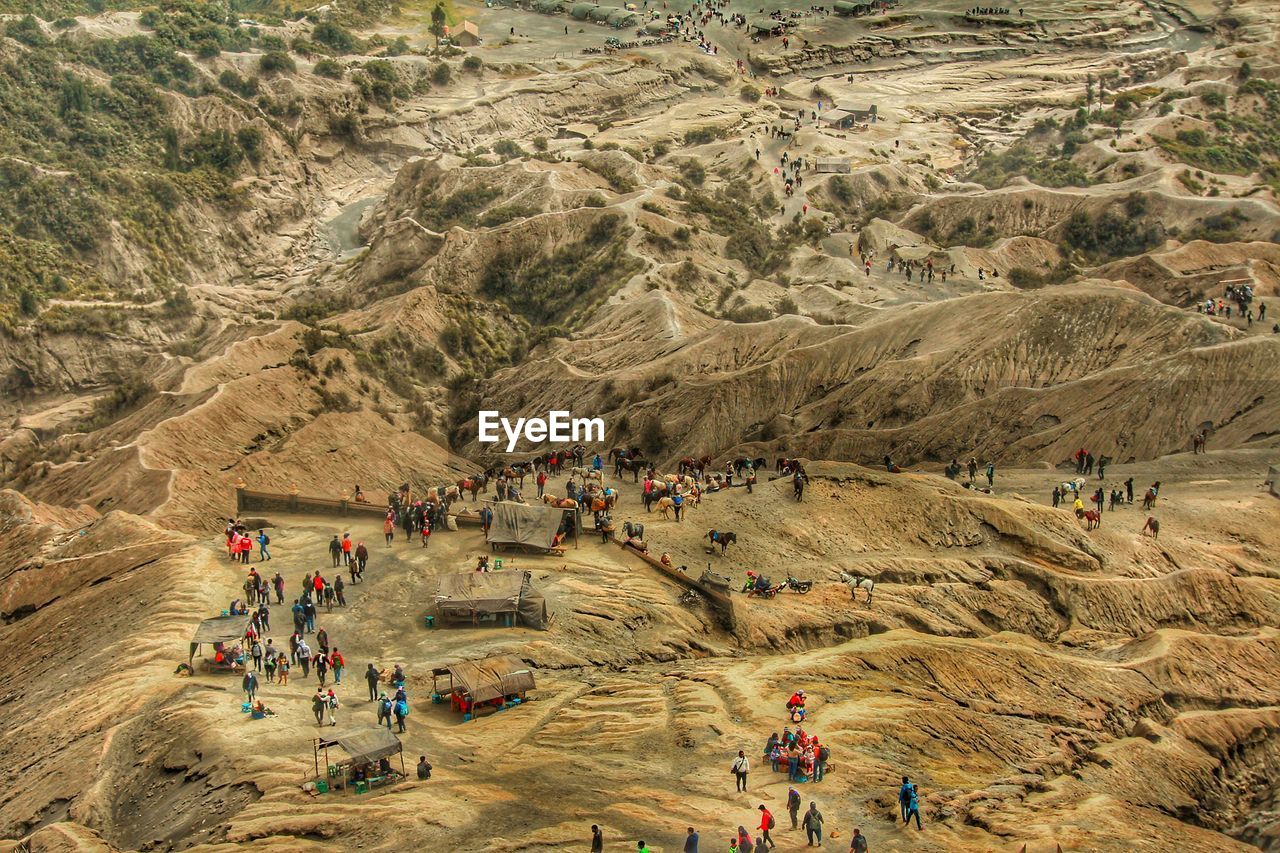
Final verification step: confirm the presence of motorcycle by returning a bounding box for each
[783,577,813,594]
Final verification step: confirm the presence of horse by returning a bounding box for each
[615,457,648,482]
[622,521,645,541]
[1142,488,1157,511]
[1083,509,1101,530]
[571,467,602,483]
[838,571,874,605]
[542,495,577,509]
[705,529,736,554]
[1142,516,1160,539]
[609,446,643,462]
[443,485,461,506]
[793,473,807,502]
[678,456,698,475]
[1059,477,1086,496]
[656,496,676,518]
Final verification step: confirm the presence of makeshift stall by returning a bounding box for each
[486,500,578,554]
[434,570,550,629]
[188,614,251,673]
[312,729,406,794]
[430,655,536,721]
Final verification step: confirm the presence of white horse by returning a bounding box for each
[571,467,603,483]
[838,571,875,606]
[1059,477,1086,495]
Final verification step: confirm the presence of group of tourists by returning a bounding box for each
[943,456,996,489]
[225,518,270,563]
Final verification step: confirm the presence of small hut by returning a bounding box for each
[188,614,251,670]
[748,18,784,36]
[820,108,855,129]
[312,729,405,793]
[434,570,550,629]
[570,2,595,19]
[431,655,537,720]
[607,8,637,27]
[644,19,666,34]
[588,5,614,23]
[454,20,481,45]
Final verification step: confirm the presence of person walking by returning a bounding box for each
[277,653,290,686]
[815,742,829,781]
[273,572,284,604]
[250,638,263,672]
[787,786,801,829]
[732,750,750,792]
[326,689,339,727]
[897,777,913,823]
[242,670,258,703]
[341,533,353,564]
[315,650,329,687]
[366,663,380,701]
[904,784,923,830]
[334,576,346,607]
[383,515,394,546]
[312,689,327,726]
[377,693,393,729]
[297,639,312,678]
[849,828,868,852]
[328,535,342,567]
[394,695,408,732]
[758,804,776,849]
[684,826,699,853]
[331,648,345,684]
[257,528,271,561]
[591,825,603,853]
[304,598,317,633]
[802,802,823,847]
[264,651,277,683]
[985,461,995,487]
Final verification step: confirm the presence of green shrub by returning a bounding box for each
[314,58,345,78]
[259,51,296,75]
[462,55,482,72]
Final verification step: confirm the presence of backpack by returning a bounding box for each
[818,746,830,761]
[395,700,408,717]
[263,535,270,545]
[767,813,776,830]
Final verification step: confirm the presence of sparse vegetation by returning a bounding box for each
[480,214,642,326]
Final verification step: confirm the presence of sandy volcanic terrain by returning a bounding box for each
[0,0,1278,850]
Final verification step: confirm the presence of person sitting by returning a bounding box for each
[660,553,673,567]
[378,757,393,776]
[781,726,796,748]
[791,706,807,723]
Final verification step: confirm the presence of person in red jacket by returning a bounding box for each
[757,804,776,849]
[340,533,353,564]
[536,470,547,497]
[786,690,806,710]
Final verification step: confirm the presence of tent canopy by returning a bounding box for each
[588,5,614,21]
[191,614,251,645]
[486,502,570,550]
[317,729,403,766]
[435,571,549,629]
[437,571,521,614]
[570,2,595,18]
[446,655,536,704]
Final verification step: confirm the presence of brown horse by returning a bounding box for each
[1083,509,1101,530]
[1142,488,1157,511]
[1142,516,1160,539]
